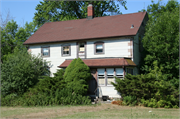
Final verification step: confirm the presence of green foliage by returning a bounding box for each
[122,96,137,106]
[1,63,92,106]
[1,20,36,63]
[31,69,66,95]
[141,0,179,87]
[64,58,92,95]
[33,1,127,28]
[1,48,49,97]
[1,88,91,106]
[112,61,179,108]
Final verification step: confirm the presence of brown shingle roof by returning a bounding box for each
[24,12,147,45]
[58,58,136,68]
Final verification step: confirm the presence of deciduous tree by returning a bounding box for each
[33,1,127,28]
[140,0,179,86]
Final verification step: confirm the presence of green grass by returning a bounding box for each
[1,104,179,119]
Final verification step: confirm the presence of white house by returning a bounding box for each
[24,4,148,98]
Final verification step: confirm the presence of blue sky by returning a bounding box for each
[1,0,169,27]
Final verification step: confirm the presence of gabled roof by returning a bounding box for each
[24,12,147,45]
[58,58,136,68]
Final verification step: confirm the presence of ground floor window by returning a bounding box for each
[115,68,124,79]
[97,68,124,86]
[126,68,133,75]
[97,69,105,86]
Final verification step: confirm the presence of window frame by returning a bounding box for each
[115,68,124,80]
[106,68,115,86]
[94,41,104,55]
[61,44,71,57]
[126,68,134,75]
[41,46,50,57]
[97,68,106,86]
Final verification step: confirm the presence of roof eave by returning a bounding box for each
[23,34,136,45]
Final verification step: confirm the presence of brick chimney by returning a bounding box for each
[87,4,94,19]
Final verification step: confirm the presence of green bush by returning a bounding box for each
[112,74,157,100]
[1,48,49,97]
[1,88,92,106]
[112,61,179,108]
[64,58,92,95]
[30,69,66,95]
[122,95,137,106]
[1,66,92,106]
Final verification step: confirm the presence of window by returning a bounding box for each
[41,46,50,57]
[106,68,114,85]
[116,68,124,79]
[97,69,105,86]
[79,43,85,52]
[62,45,71,56]
[126,68,133,75]
[94,41,104,54]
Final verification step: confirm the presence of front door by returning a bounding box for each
[78,42,86,58]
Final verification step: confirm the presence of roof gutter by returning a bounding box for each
[23,35,135,45]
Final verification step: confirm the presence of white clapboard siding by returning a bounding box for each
[29,42,77,76]
[29,37,132,76]
[86,38,131,58]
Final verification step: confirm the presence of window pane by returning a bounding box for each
[80,43,84,47]
[107,68,114,75]
[63,46,70,55]
[98,77,105,85]
[97,69,105,75]
[116,68,123,75]
[63,47,69,51]
[79,43,85,51]
[96,44,103,49]
[79,47,85,51]
[43,48,49,52]
[42,48,49,56]
[107,77,114,85]
[96,49,103,53]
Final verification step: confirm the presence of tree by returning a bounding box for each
[140,0,179,85]
[64,58,92,95]
[0,9,14,28]
[33,0,127,28]
[1,48,50,97]
[1,20,36,63]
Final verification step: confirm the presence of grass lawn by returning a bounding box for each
[1,103,179,119]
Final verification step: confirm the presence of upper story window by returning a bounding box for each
[94,41,104,54]
[62,45,71,56]
[79,43,85,52]
[41,46,50,57]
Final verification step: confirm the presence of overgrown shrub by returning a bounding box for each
[1,88,91,106]
[1,63,92,106]
[1,48,49,97]
[64,58,92,95]
[30,69,66,95]
[112,61,179,108]
[122,96,137,106]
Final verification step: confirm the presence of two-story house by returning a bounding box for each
[24,4,148,98]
